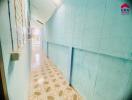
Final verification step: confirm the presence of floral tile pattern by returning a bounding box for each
[29,45,82,100]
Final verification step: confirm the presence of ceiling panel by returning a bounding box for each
[31,0,56,24]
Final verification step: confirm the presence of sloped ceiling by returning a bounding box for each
[31,0,56,25]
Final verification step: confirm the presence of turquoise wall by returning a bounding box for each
[43,0,132,99]
[0,0,30,100]
[47,43,71,81]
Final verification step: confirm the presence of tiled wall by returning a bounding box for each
[43,0,132,99]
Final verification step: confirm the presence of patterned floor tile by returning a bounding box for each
[29,44,82,100]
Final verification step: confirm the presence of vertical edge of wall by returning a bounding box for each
[0,42,9,100]
[43,40,48,58]
[7,0,14,51]
[47,41,49,58]
[69,47,74,86]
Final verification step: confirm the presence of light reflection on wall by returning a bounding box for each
[52,0,62,7]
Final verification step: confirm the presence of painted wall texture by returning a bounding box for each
[43,0,132,100]
[0,0,30,100]
[47,43,71,81]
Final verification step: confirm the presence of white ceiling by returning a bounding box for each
[31,0,57,25]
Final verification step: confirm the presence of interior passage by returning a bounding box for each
[28,43,82,100]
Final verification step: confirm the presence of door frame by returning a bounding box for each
[0,42,9,100]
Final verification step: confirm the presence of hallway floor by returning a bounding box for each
[28,43,82,100]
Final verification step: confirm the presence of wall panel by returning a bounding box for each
[71,49,99,100]
[72,49,132,100]
[48,43,71,81]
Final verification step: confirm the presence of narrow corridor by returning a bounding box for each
[29,39,82,100]
[1,0,132,100]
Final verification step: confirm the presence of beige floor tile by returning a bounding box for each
[29,44,82,100]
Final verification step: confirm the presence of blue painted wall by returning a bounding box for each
[43,0,132,99]
[47,43,71,81]
[0,0,30,100]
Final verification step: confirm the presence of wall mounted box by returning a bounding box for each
[11,52,19,61]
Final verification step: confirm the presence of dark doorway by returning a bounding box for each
[0,71,5,99]
[0,42,9,100]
